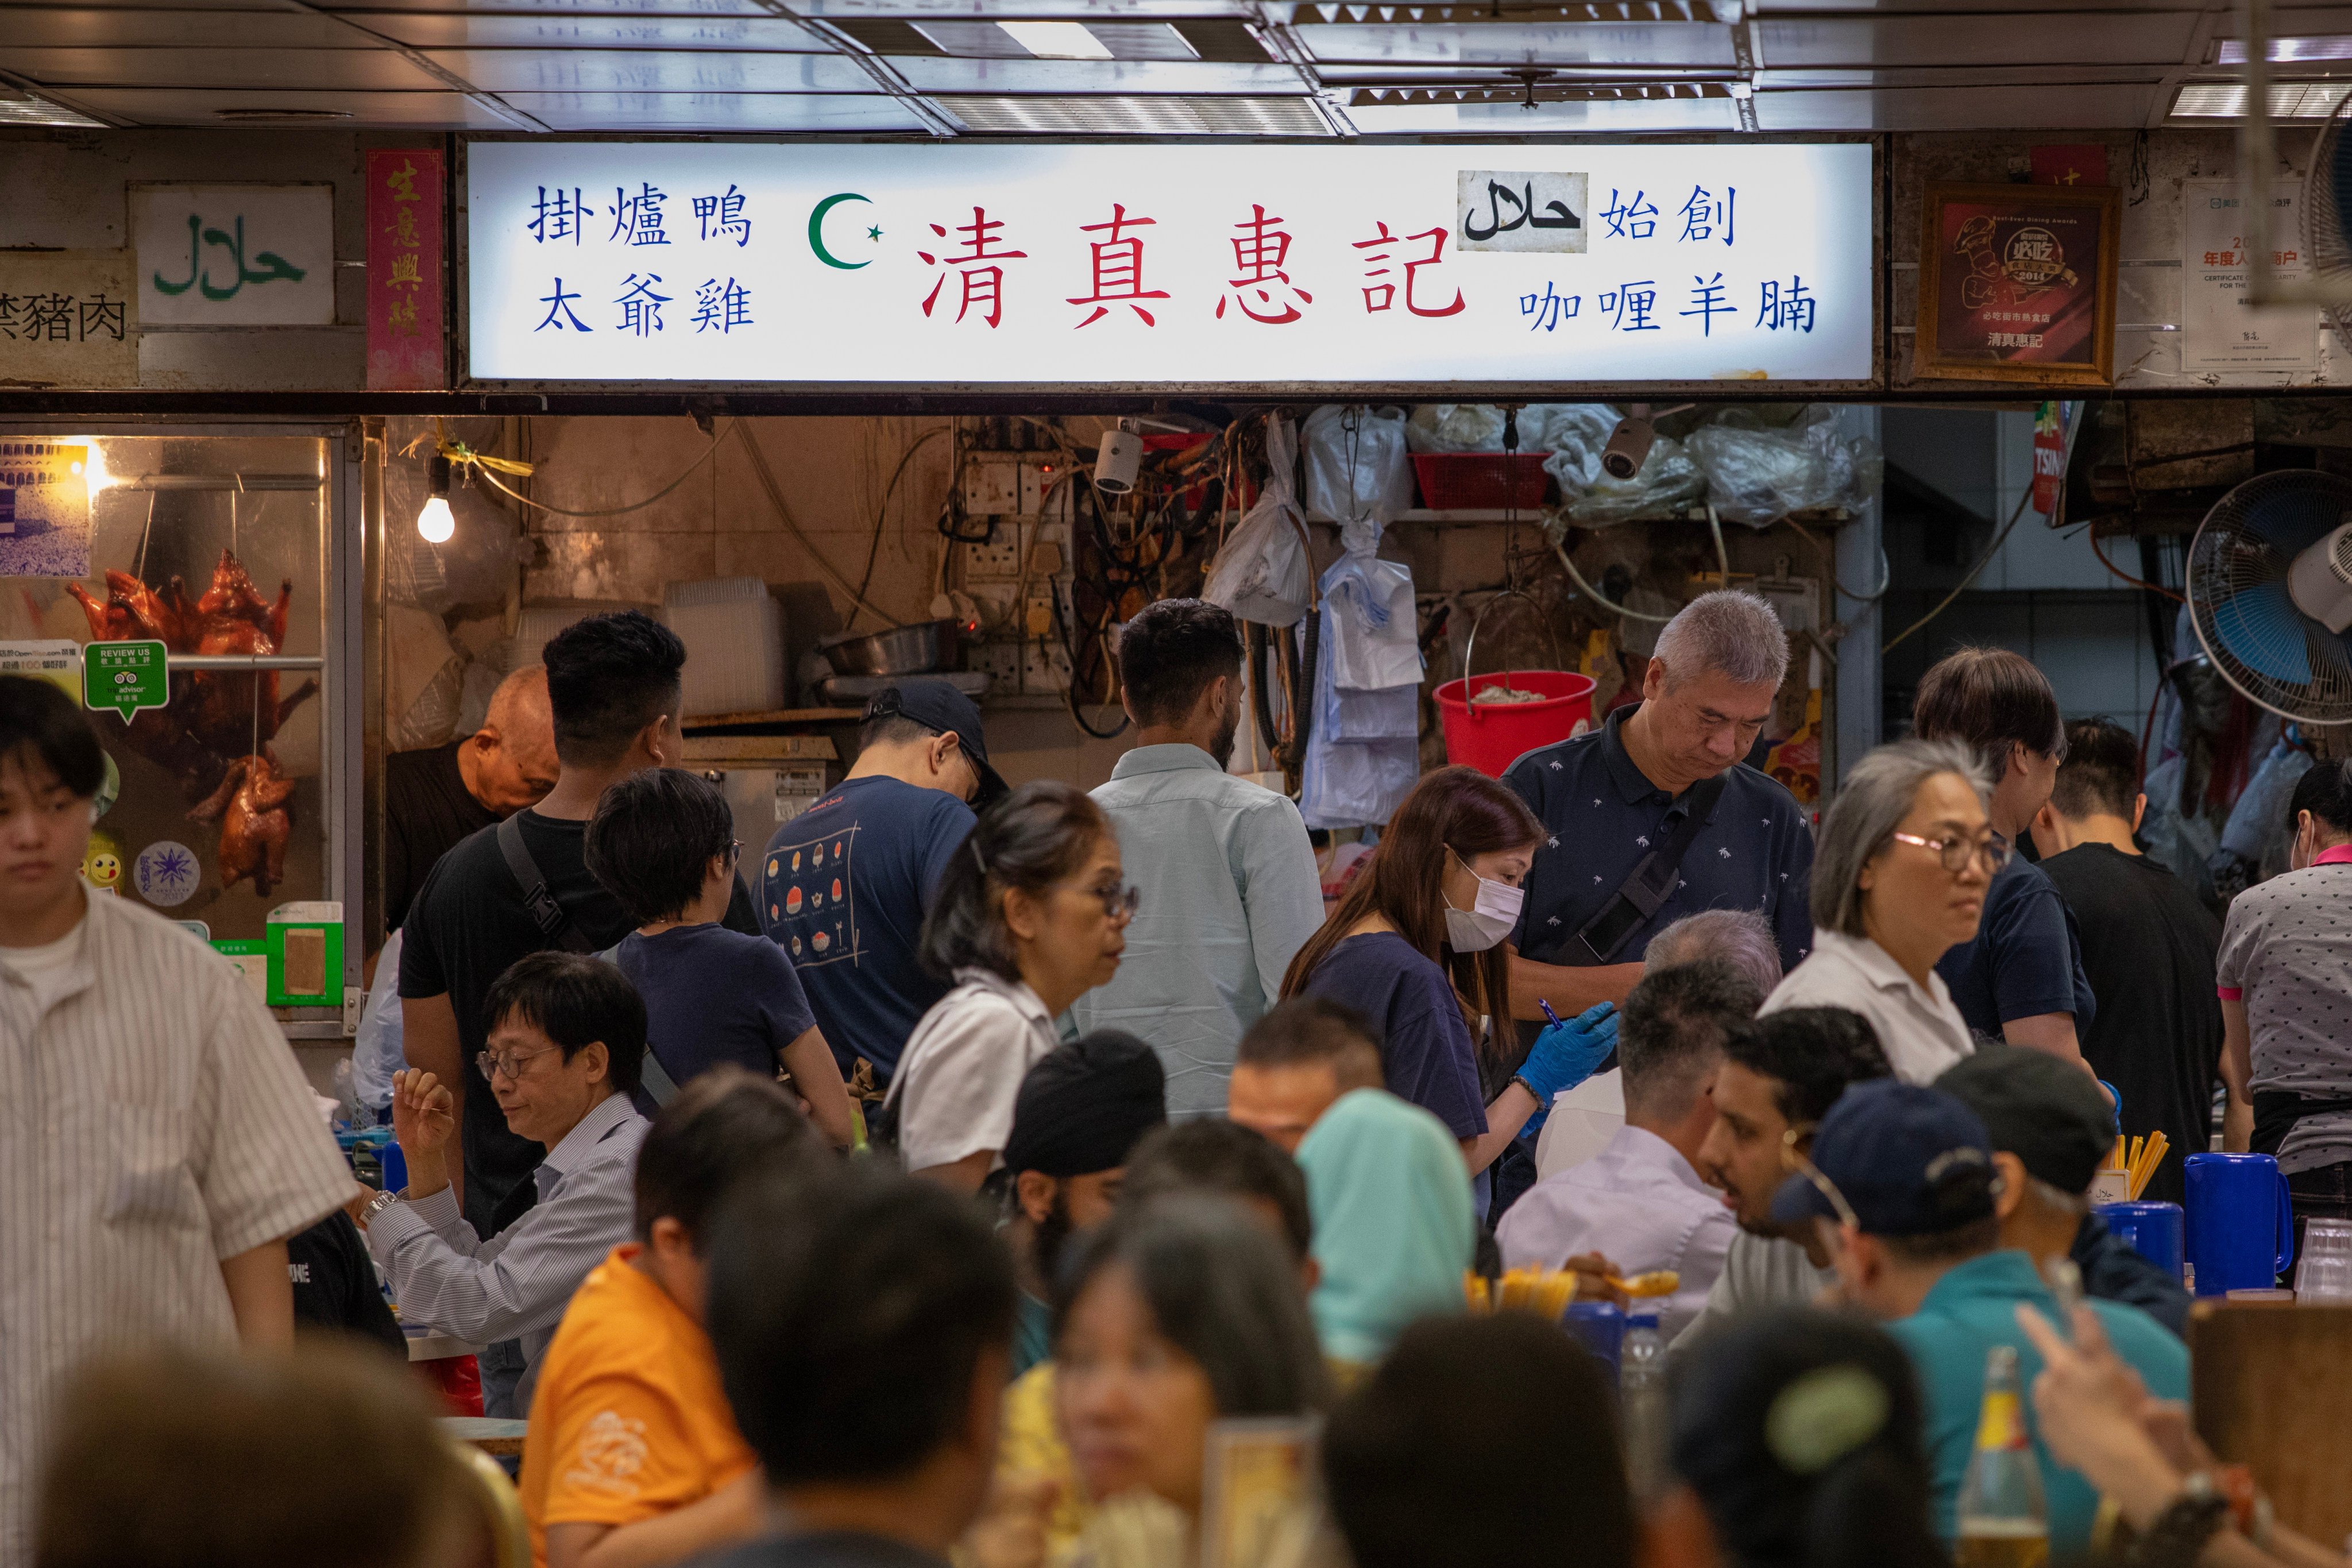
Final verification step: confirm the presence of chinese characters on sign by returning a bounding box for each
[2180,179,2318,374]
[0,250,137,390]
[466,142,1874,384]
[366,149,445,391]
[1917,181,2119,386]
[131,184,334,327]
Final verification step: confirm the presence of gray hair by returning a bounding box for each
[1651,589,1790,691]
[1810,739,1992,939]
[1645,908,1782,996]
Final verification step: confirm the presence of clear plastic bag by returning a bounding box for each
[1203,414,1311,627]
[1531,404,1706,526]
[1320,550,1422,694]
[1304,405,1415,527]
[1685,405,1883,526]
[1406,403,1509,454]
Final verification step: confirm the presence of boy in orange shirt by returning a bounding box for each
[523,1066,828,1568]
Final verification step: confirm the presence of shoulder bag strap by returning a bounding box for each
[592,938,682,1109]
[1565,773,1732,967]
[497,813,596,955]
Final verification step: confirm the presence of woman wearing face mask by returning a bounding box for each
[1281,766,1620,1179]
[887,780,1134,1195]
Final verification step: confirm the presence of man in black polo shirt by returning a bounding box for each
[1505,589,1814,1024]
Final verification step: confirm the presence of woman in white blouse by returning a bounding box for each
[1763,739,2000,1083]
[885,779,1134,1192]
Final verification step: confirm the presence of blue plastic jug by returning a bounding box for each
[2183,1152,2293,1296]
[1564,1301,1626,1381]
[2096,1200,2185,1279]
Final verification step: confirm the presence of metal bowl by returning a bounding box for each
[816,618,960,678]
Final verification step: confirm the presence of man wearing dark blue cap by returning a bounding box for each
[1771,1079,2187,1559]
[757,678,1008,1091]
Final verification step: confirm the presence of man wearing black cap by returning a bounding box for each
[1937,1045,2190,1337]
[1771,1079,2187,1558]
[1001,1031,1168,1378]
[756,678,1008,1091]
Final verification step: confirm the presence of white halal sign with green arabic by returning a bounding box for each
[130,184,335,327]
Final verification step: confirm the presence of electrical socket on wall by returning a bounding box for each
[1023,641,1072,693]
[961,531,1022,580]
[973,642,1025,690]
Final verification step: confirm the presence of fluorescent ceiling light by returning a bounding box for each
[998,21,1114,58]
[2216,37,2352,63]
[0,86,102,127]
[2172,80,2352,117]
[937,92,1330,133]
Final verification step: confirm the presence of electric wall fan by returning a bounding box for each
[2311,94,2352,345]
[2188,469,2352,724]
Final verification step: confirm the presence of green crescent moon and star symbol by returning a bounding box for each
[809,192,880,270]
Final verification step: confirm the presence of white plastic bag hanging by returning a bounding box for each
[1203,414,1311,627]
[1303,405,1415,528]
[1320,549,1422,694]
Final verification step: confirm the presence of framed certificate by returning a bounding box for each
[1915,181,2120,385]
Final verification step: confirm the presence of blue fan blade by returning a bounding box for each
[2238,486,2345,555]
[2213,582,2315,686]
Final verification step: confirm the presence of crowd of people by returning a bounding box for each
[3,576,2348,1568]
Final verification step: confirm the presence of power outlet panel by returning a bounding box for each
[960,454,1024,516]
[973,642,1025,690]
[961,530,1022,580]
[1023,641,1072,693]
[965,584,1021,635]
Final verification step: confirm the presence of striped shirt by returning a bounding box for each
[365,1089,646,1409]
[0,889,353,1560]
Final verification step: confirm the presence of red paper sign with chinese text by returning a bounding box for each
[367,149,444,390]
[2032,145,2108,188]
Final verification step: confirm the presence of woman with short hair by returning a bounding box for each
[1762,739,1996,1083]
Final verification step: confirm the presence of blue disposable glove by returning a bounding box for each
[1516,1002,1619,1106]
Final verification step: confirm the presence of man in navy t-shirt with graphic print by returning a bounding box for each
[759,680,1006,1084]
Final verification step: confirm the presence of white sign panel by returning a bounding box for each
[131,184,336,327]
[2181,179,2320,373]
[465,142,1872,385]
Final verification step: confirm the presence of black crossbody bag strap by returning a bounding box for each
[1566,774,1731,966]
[496,813,596,955]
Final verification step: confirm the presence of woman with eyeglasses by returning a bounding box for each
[585,767,856,1149]
[1760,739,1996,1083]
[1281,765,1624,1190]
[886,779,1134,1194]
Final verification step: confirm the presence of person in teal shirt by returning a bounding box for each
[1774,1079,2189,1558]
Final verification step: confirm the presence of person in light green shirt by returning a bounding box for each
[1772,1079,2188,1559]
[1069,599,1326,1117]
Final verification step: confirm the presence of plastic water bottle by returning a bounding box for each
[331,1057,362,1132]
[1620,1312,1669,1503]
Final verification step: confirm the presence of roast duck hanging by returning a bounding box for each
[65,549,319,894]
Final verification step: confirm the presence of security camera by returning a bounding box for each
[1094,422,1144,494]
[1601,404,1655,481]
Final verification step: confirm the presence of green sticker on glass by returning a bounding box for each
[83,639,168,723]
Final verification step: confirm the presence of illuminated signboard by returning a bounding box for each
[464,141,1872,386]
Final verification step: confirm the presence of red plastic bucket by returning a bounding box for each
[1432,669,1598,777]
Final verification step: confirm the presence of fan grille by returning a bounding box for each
[2189,469,2352,724]
[2309,95,2352,346]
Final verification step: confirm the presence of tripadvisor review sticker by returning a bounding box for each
[84,639,168,722]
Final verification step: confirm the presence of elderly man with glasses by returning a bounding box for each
[357,951,650,1416]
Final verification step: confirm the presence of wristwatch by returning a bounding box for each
[360,1187,404,1228]
[2133,1473,2234,1568]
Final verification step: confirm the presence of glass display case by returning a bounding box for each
[0,422,362,1036]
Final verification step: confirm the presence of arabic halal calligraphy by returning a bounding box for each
[1457,170,1589,254]
[151,213,307,300]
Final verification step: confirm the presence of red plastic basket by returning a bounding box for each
[1411,453,1550,511]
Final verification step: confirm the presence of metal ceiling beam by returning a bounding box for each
[1246,3,1358,132]
[774,6,964,135]
[273,0,549,131]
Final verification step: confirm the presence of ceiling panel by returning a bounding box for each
[888,54,1300,90]
[318,0,777,15]
[793,0,1250,16]
[934,90,1326,129]
[0,43,445,85]
[62,84,512,121]
[0,9,358,47]
[426,45,870,88]
[497,87,926,127]
[1754,79,2161,126]
[1343,89,1740,128]
[355,11,821,48]
[1757,13,2199,67]
[1296,21,1734,67]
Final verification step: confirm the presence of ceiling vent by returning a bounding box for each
[1350,80,1732,103]
[211,107,356,122]
[935,93,1332,134]
[2172,82,2352,117]
[1305,2,1728,24]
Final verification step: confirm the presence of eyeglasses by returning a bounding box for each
[1781,1130,1861,1231]
[1887,828,2011,876]
[1083,881,1141,922]
[476,1042,562,1083]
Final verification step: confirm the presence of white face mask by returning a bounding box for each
[1443,849,1525,953]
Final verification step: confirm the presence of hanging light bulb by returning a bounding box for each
[416,451,455,543]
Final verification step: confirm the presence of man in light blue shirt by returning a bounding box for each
[1070,599,1326,1117]
[1772,1079,2188,1558]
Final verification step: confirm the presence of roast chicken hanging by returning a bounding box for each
[189,747,295,897]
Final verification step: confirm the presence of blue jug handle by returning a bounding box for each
[2276,1164,2297,1275]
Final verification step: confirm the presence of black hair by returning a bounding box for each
[1720,1008,1892,1129]
[1671,1307,1943,1568]
[1115,598,1245,728]
[482,951,646,1099]
[1119,1120,1313,1264]
[705,1161,1015,1486]
[584,767,736,926]
[1619,960,1760,1115]
[858,712,940,754]
[1880,1212,2002,1264]
[2049,717,2141,822]
[918,779,1107,983]
[1323,1314,1635,1568]
[2291,756,2352,839]
[0,674,105,799]
[1233,997,1385,1092]
[1911,645,2065,782]
[1053,1195,1330,1416]
[542,610,686,768]
[634,1065,823,1246]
